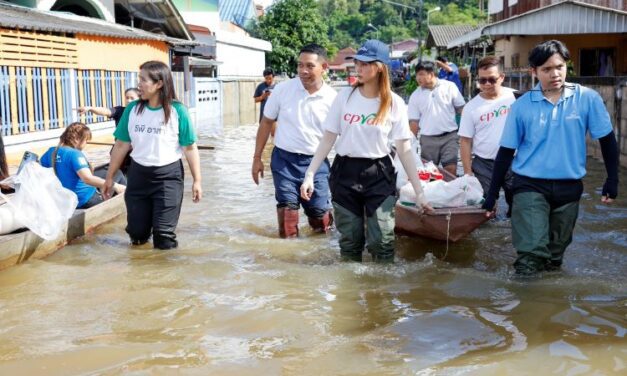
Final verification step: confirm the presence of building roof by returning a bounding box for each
[0,2,198,46]
[121,0,194,41]
[329,47,357,67]
[448,1,627,48]
[219,0,257,28]
[426,25,477,48]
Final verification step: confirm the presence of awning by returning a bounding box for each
[447,26,485,49]
[447,1,627,49]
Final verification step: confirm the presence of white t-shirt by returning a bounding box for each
[114,101,196,167]
[458,89,516,159]
[407,79,465,136]
[263,77,337,155]
[324,87,413,158]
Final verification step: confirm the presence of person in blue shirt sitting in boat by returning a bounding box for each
[40,122,126,209]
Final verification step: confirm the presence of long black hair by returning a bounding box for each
[136,60,177,124]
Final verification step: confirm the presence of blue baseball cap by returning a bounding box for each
[348,40,390,65]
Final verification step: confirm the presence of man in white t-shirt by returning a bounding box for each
[251,44,337,238]
[459,56,517,216]
[408,61,465,176]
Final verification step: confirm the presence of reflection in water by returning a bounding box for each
[0,124,625,375]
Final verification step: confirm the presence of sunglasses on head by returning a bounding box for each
[477,77,499,85]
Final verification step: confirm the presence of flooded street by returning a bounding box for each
[0,123,625,375]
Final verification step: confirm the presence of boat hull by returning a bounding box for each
[394,203,489,242]
[0,193,125,271]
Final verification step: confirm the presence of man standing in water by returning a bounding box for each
[483,40,619,276]
[459,56,517,217]
[253,67,276,123]
[408,61,465,176]
[251,44,337,238]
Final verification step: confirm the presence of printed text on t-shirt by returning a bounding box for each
[135,123,164,135]
[479,105,510,123]
[344,112,377,126]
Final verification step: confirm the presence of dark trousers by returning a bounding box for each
[472,155,513,215]
[125,159,184,250]
[510,174,583,271]
[330,155,397,262]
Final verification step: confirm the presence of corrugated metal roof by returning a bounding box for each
[124,0,194,41]
[0,2,198,46]
[219,0,257,28]
[447,26,486,49]
[426,25,477,48]
[485,0,627,35]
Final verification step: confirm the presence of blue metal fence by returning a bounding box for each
[0,67,11,136]
[0,67,140,136]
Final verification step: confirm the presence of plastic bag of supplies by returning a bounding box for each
[0,161,77,239]
[399,175,484,208]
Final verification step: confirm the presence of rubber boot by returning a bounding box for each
[307,211,334,234]
[277,207,299,238]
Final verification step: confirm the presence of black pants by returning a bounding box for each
[125,159,184,250]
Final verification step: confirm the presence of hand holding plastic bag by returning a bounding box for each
[0,161,77,240]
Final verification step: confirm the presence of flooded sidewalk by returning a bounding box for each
[0,123,625,375]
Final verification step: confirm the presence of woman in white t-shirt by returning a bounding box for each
[300,40,432,262]
[103,60,202,250]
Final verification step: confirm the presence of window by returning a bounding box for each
[511,53,520,68]
[580,48,615,76]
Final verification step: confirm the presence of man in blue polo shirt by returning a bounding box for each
[483,40,619,276]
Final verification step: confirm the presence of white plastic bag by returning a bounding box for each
[0,205,24,234]
[0,161,78,240]
[463,175,484,206]
[422,175,485,208]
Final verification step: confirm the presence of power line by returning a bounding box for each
[378,0,417,11]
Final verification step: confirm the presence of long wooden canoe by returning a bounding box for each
[394,164,490,242]
[0,193,125,271]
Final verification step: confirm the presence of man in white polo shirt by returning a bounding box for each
[459,56,518,217]
[251,44,337,238]
[408,61,465,176]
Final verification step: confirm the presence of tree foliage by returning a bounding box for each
[251,0,332,75]
[252,0,483,71]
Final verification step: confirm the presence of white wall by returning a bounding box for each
[178,11,221,32]
[214,31,271,77]
[216,43,267,77]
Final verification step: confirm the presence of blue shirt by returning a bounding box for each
[500,83,612,179]
[438,63,463,95]
[41,146,96,207]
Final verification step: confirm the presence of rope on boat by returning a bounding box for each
[443,210,452,260]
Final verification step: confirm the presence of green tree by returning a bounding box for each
[251,0,332,75]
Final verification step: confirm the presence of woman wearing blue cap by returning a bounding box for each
[300,40,432,262]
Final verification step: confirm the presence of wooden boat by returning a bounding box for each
[395,203,489,242]
[0,191,125,271]
[394,166,490,242]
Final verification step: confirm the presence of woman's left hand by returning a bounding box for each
[415,193,434,214]
[192,180,202,203]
